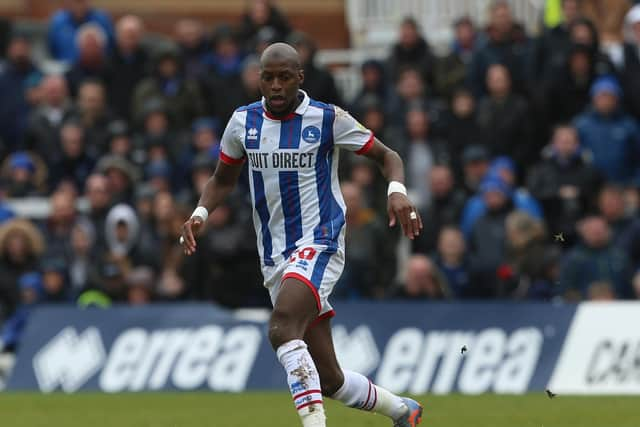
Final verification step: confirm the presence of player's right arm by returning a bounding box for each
[182,111,246,255]
[181,161,243,255]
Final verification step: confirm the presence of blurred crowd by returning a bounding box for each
[2,0,640,351]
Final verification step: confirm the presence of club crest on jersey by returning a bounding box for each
[302,126,320,143]
[247,128,259,140]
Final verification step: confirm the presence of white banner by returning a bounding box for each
[548,302,640,394]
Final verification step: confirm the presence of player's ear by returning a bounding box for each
[298,68,304,85]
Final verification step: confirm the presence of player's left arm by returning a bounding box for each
[362,138,423,240]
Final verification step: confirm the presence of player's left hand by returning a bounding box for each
[388,193,422,240]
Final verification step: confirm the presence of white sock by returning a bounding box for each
[277,340,326,427]
[331,370,407,420]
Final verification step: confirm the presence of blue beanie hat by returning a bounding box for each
[10,152,35,173]
[590,75,622,98]
[480,174,511,197]
[490,156,516,175]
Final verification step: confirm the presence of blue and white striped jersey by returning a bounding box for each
[219,90,374,267]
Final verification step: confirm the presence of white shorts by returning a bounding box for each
[262,244,345,322]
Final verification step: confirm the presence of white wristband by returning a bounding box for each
[387,181,407,197]
[191,206,209,222]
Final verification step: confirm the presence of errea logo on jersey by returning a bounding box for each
[302,126,320,143]
[247,128,259,140]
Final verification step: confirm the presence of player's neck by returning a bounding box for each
[266,91,303,119]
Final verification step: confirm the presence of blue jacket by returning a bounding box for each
[574,109,640,186]
[460,190,543,238]
[47,9,115,62]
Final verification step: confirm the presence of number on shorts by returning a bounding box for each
[289,247,317,263]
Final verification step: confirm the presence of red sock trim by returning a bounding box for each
[296,400,324,411]
[282,272,321,312]
[293,389,322,401]
[370,382,378,410]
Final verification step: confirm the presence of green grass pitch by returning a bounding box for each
[1,392,637,427]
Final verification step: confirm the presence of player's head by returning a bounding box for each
[259,42,304,116]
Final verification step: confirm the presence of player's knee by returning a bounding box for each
[268,308,302,348]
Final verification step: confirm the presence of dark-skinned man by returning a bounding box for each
[181,43,423,427]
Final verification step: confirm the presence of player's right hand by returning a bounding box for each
[181,216,204,256]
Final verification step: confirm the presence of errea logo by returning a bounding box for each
[247,128,258,140]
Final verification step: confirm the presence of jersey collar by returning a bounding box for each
[262,90,310,121]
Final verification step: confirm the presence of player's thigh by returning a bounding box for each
[304,317,344,395]
[269,276,319,347]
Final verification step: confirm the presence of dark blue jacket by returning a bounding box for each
[574,109,640,185]
[47,9,114,62]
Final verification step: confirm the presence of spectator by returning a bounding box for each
[124,266,154,305]
[103,203,147,268]
[434,17,477,98]
[68,221,96,295]
[388,67,427,127]
[3,152,45,197]
[461,144,491,196]
[440,88,482,180]
[530,0,582,85]
[568,18,616,76]
[74,79,116,156]
[574,75,640,186]
[106,120,132,158]
[47,0,114,62]
[476,64,534,169]
[403,107,449,209]
[239,0,291,49]
[560,215,633,299]
[208,55,261,123]
[82,174,111,248]
[335,182,392,299]
[109,15,148,119]
[49,120,96,191]
[393,255,450,300]
[350,60,390,116]
[0,32,40,153]
[96,155,140,205]
[40,256,71,302]
[183,195,263,307]
[433,227,472,298]
[504,211,558,299]
[621,5,640,119]
[543,44,596,127]
[202,24,245,81]
[468,1,530,96]
[467,175,519,296]
[177,117,220,183]
[132,43,204,129]
[413,166,466,254]
[42,190,77,257]
[65,24,112,97]
[598,184,633,242]
[289,31,343,106]
[174,19,208,80]
[24,75,74,156]
[462,157,543,238]
[387,17,436,89]
[527,124,602,244]
[0,219,45,320]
